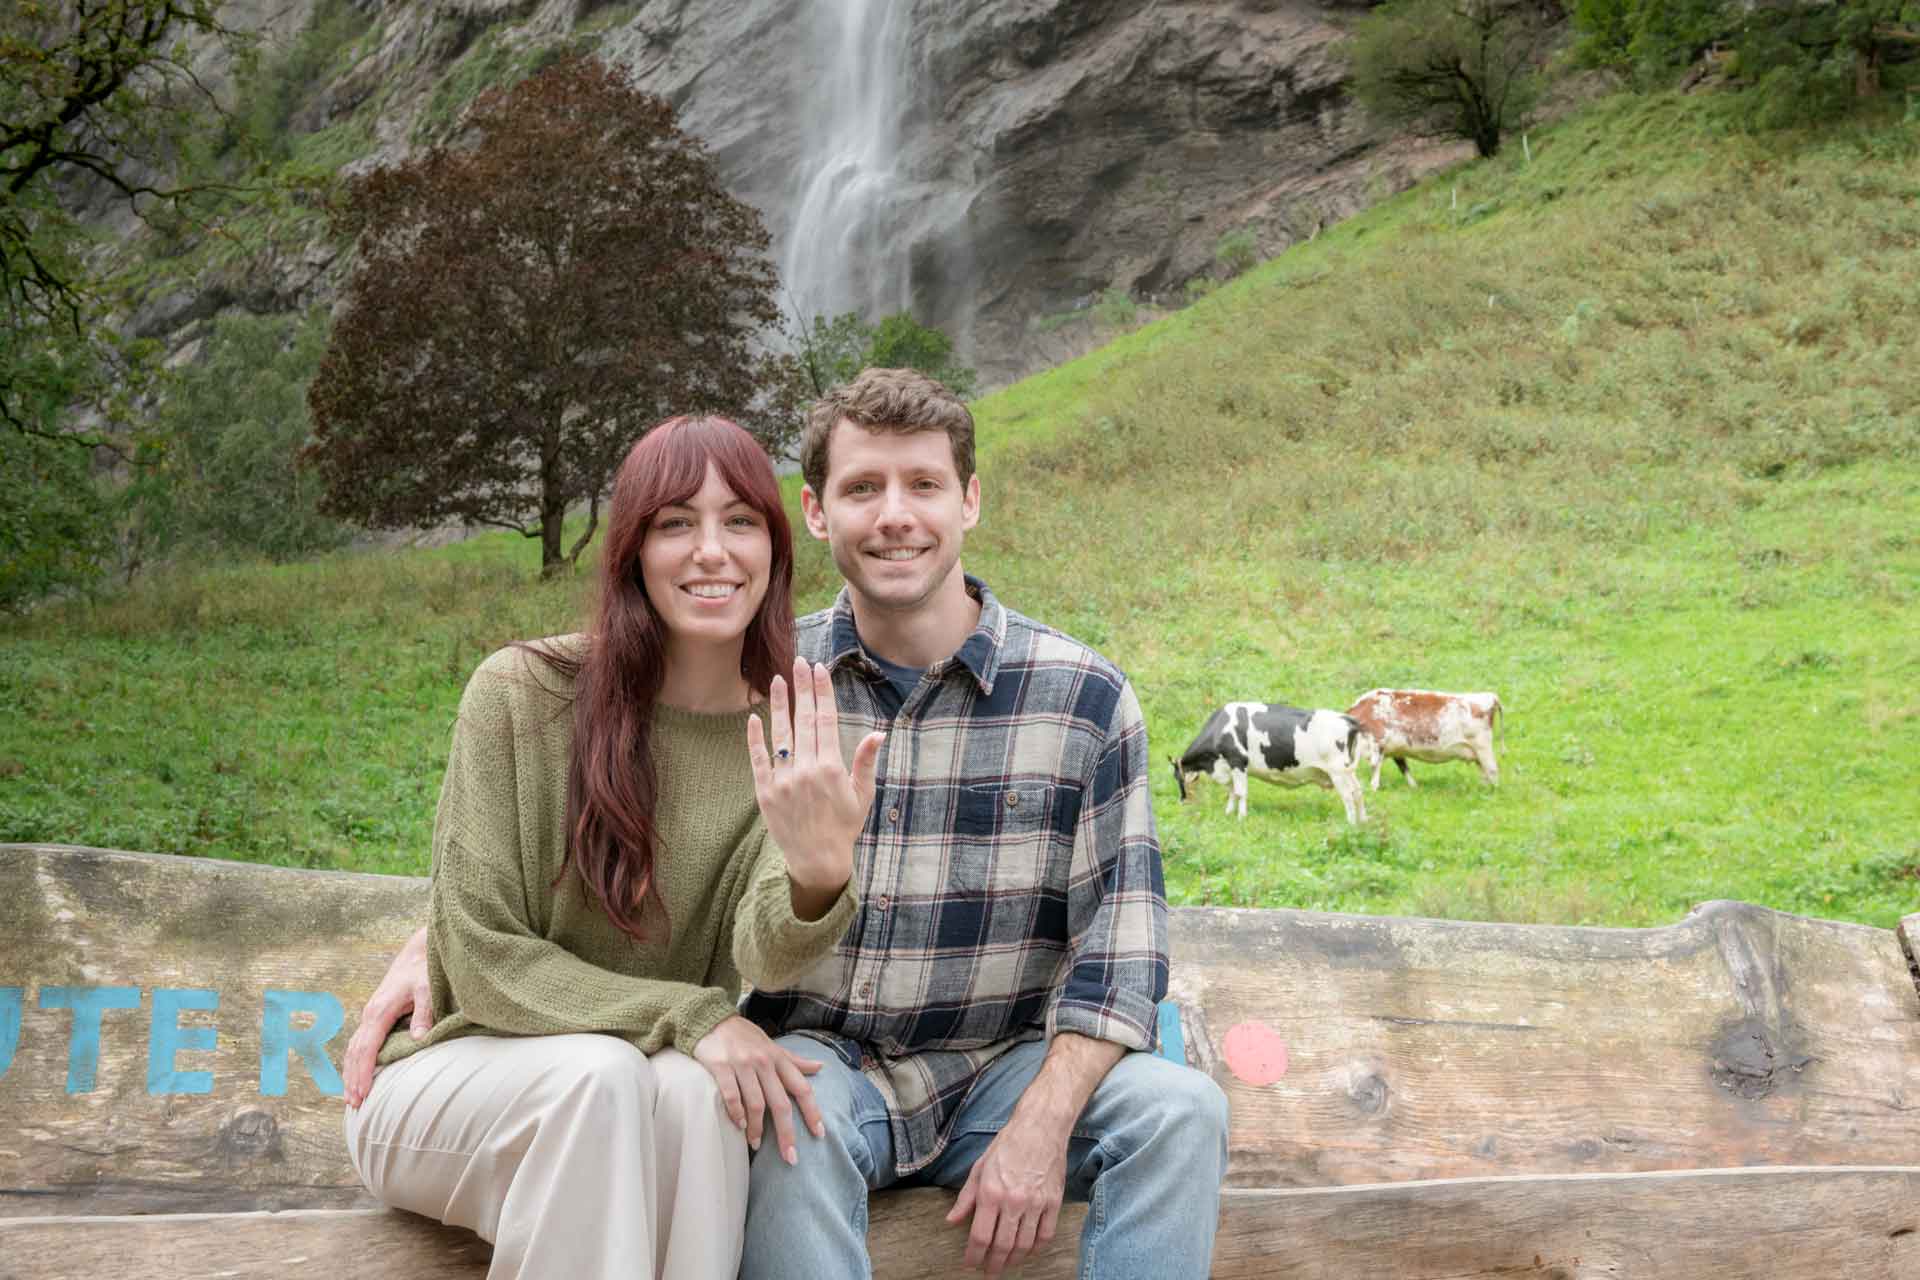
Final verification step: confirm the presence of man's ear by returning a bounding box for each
[800,484,831,541]
[961,473,981,531]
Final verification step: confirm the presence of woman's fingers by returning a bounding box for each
[757,1061,799,1164]
[746,712,773,790]
[776,1051,826,1139]
[810,660,836,767]
[713,1065,748,1131]
[737,1060,769,1151]
[791,656,818,765]
[768,674,791,767]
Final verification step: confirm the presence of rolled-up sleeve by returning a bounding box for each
[1047,678,1169,1049]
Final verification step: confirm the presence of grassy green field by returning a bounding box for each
[4,90,1916,928]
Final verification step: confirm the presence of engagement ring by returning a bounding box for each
[776,748,791,762]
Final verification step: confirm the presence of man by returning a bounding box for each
[346,369,1228,1278]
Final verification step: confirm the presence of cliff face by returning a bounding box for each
[167,0,1464,385]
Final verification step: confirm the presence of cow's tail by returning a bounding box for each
[1342,717,1363,768]
[1490,697,1504,750]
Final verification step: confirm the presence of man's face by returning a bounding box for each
[801,419,979,616]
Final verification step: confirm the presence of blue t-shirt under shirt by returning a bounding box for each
[866,647,926,711]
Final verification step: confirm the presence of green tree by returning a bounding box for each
[1570,0,1920,112]
[304,57,800,576]
[0,423,112,613]
[2,0,247,440]
[1347,0,1555,159]
[2,0,263,606]
[793,309,870,396]
[863,312,979,399]
[791,309,979,399]
[1734,0,1920,124]
[131,309,349,564]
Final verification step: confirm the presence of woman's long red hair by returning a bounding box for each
[529,415,794,941]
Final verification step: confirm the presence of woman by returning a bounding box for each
[341,415,884,1280]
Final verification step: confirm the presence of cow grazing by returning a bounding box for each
[1170,702,1368,823]
[1345,689,1503,790]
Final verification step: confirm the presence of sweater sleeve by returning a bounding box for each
[427,662,741,1055]
[731,834,860,989]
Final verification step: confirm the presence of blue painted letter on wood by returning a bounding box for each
[0,987,20,1080]
[148,988,219,1095]
[261,989,345,1097]
[39,986,141,1093]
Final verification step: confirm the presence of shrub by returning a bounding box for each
[1093,286,1138,328]
[1214,228,1260,279]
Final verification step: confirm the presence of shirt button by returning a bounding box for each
[1005,791,1019,809]
[860,982,875,998]
[876,894,891,909]
[887,806,900,823]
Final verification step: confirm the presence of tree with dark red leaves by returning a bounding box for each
[305,56,800,575]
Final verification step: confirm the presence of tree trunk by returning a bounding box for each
[539,419,565,578]
[1855,43,1881,100]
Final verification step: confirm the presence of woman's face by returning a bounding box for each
[640,461,773,650]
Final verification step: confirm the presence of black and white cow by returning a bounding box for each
[1170,702,1368,823]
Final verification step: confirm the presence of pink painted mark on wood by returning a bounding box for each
[1222,1020,1289,1087]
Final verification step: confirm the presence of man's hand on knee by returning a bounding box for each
[944,1117,1066,1276]
[343,925,433,1108]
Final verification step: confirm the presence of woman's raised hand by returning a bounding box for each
[692,1014,825,1165]
[748,658,884,913]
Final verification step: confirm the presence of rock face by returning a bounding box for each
[172,0,1466,385]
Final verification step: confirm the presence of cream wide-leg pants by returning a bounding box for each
[343,1033,747,1280]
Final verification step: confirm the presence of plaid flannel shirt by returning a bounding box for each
[741,577,1169,1174]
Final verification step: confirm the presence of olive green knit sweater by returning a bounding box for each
[378,639,857,1066]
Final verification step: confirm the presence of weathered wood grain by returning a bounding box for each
[6,844,1919,1221]
[0,1207,489,1280]
[1175,898,1920,1187]
[0,845,419,1215]
[4,1168,1917,1280]
[868,1167,1920,1279]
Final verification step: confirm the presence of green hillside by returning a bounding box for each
[4,90,1916,928]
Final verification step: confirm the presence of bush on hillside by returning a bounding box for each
[1214,229,1260,279]
[1092,287,1139,328]
[1570,0,1920,123]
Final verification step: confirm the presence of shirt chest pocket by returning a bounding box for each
[947,784,1065,893]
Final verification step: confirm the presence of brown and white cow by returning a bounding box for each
[1345,689,1503,790]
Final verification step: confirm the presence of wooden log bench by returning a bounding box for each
[3,842,1917,1278]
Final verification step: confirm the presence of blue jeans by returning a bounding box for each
[738,1037,1230,1280]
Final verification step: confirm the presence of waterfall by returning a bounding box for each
[779,0,971,340]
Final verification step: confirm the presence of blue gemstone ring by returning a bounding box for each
[775,748,791,763]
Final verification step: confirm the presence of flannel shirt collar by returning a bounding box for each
[821,574,1006,697]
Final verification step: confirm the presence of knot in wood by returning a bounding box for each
[216,1109,283,1163]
